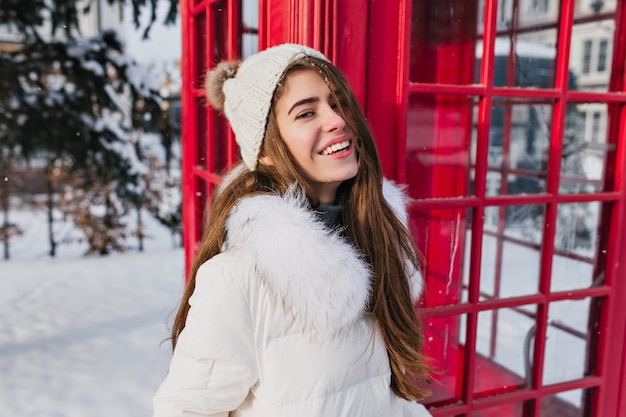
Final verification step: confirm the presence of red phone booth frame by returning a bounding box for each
[179,0,626,415]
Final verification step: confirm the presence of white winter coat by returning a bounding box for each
[153,180,432,417]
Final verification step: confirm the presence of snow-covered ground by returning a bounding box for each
[0,4,184,415]
[0,207,184,417]
[1,200,594,415]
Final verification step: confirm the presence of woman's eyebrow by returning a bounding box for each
[287,97,319,115]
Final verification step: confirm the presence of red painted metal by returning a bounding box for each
[365,0,402,177]
[527,1,575,415]
[465,0,498,411]
[333,0,367,105]
[487,0,519,363]
[180,0,201,273]
[598,2,626,414]
[396,0,412,185]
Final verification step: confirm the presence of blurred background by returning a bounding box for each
[1,0,182,260]
[0,1,185,416]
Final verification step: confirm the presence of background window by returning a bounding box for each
[241,0,259,58]
[533,0,549,12]
[499,0,508,23]
[591,111,601,143]
[582,39,592,74]
[597,39,608,72]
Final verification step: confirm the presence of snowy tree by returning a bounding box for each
[137,60,182,248]
[1,30,163,256]
[0,0,178,42]
[0,91,23,259]
[0,155,23,260]
[141,130,182,248]
[0,0,179,257]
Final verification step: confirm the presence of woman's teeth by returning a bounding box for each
[320,140,350,155]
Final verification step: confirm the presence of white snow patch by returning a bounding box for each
[0,207,184,417]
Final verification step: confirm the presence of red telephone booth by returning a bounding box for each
[179,0,626,415]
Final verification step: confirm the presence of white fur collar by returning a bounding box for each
[223,179,422,331]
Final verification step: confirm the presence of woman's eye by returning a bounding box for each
[296,110,314,119]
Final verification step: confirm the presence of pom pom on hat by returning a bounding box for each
[205,43,329,171]
[205,61,240,113]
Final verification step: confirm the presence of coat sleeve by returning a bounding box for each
[153,257,258,417]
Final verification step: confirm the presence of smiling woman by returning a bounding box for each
[153,43,433,417]
[273,68,358,204]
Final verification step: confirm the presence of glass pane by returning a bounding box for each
[197,179,213,235]
[196,98,207,169]
[476,228,496,301]
[496,0,513,32]
[541,389,590,417]
[214,114,230,173]
[543,299,591,385]
[569,2,617,93]
[478,0,559,89]
[517,0,559,89]
[483,99,551,196]
[410,1,480,84]
[241,0,259,58]
[504,203,545,243]
[560,103,614,194]
[461,210,473,304]
[194,12,206,90]
[413,208,470,308]
[474,308,534,397]
[551,202,600,292]
[213,3,228,63]
[406,94,476,199]
[477,204,544,300]
[241,34,257,59]
[500,238,542,298]
[480,33,558,89]
[518,0,559,29]
[423,314,466,407]
[517,30,558,89]
[554,201,599,258]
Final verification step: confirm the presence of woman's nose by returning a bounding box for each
[323,106,346,132]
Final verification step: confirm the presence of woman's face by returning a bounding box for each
[274,69,358,204]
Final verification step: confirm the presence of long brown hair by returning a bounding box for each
[171,56,432,401]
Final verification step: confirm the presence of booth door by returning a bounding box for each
[365,0,626,416]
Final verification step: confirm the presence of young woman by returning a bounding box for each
[153,43,432,417]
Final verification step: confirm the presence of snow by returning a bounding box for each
[0,206,184,417]
[80,60,105,76]
[124,2,181,64]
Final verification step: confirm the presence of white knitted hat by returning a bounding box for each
[206,43,329,170]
